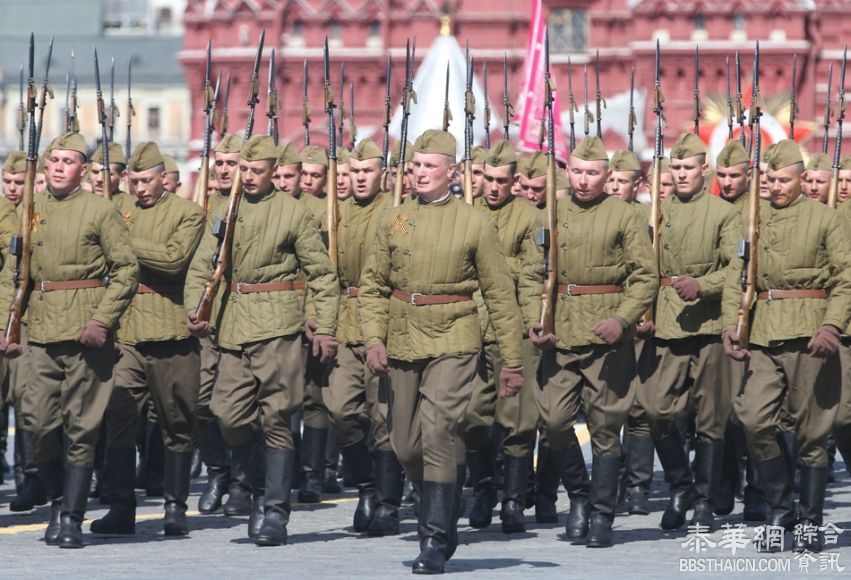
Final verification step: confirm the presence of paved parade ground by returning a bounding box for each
[2,425,850,579]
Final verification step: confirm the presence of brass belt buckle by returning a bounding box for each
[409,292,422,306]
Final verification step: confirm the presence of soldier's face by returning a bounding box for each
[240,160,275,197]
[47,149,87,196]
[659,172,675,199]
[336,163,352,200]
[482,164,515,208]
[34,172,47,193]
[128,166,166,208]
[838,169,851,203]
[716,163,750,202]
[569,157,610,203]
[607,170,642,203]
[214,153,239,190]
[471,163,485,198]
[519,175,546,207]
[670,155,708,199]
[301,163,327,195]
[2,171,25,205]
[758,162,770,199]
[163,172,181,194]
[207,177,219,198]
[766,164,803,208]
[412,153,454,200]
[802,169,831,203]
[404,162,415,197]
[350,158,382,202]
[274,163,301,196]
[89,162,125,198]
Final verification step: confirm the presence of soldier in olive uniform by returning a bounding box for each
[89,142,204,536]
[523,137,658,547]
[2,150,27,206]
[722,140,851,552]
[637,133,741,532]
[836,159,851,474]
[359,130,525,574]
[162,154,182,196]
[837,155,851,205]
[89,142,129,207]
[185,135,339,547]
[802,154,831,204]
[518,151,547,208]
[0,132,139,548]
[464,140,541,534]
[386,140,414,201]
[336,148,352,201]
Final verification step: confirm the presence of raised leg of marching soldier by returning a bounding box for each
[300,347,330,504]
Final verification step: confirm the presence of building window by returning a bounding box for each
[367,20,381,47]
[288,20,305,47]
[733,14,745,30]
[549,9,587,54]
[329,21,342,48]
[148,106,160,134]
[694,14,705,31]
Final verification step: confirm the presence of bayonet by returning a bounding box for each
[442,62,452,131]
[302,60,311,146]
[828,45,848,209]
[108,57,119,143]
[463,43,475,204]
[747,42,762,157]
[483,62,491,148]
[349,82,357,149]
[693,45,700,135]
[381,53,392,186]
[595,49,606,138]
[503,52,512,140]
[338,63,345,149]
[567,55,577,150]
[823,63,834,155]
[735,51,745,146]
[195,40,217,209]
[393,39,417,207]
[220,71,231,138]
[726,57,734,141]
[583,64,592,136]
[17,65,25,150]
[94,47,112,200]
[266,48,279,145]
[789,54,798,140]
[125,60,135,160]
[628,67,636,151]
[67,48,79,133]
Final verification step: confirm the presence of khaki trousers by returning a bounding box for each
[302,343,331,429]
[194,334,220,424]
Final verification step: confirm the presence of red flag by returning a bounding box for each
[517,0,569,162]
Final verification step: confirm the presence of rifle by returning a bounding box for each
[726,57,734,141]
[483,63,491,148]
[94,48,112,200]
[442,62,451,131]
[538,28,558,335]
[6,34,52,347]
[125,60,135,160]
[693,45,700,135]
[734,52,746,146]
[828,46,848,209]
[266,48,279,145]
[566,55,578,151]
[194,30,265,324]
[734,42,762,350]
[644,39,665,326]
[34,37,54,157]
[219,71,231,139]
[324,38,339,266]
[302,60,311,146]
[195,40,217,210]
[595,50,606,138]
[628,67,636,152]
[381,54,392,191]
[63,71,70,137]
[67,48,79,133]
[503,53,513,140]
[108,57,119,143]
[338,63,345,149]
[789,54,798,140]
[583,64,592,137]
[463,45,475,204]
[17,65,25,150]
[823,63,834,155]
[349,82,357,149]
[392,40,416,207]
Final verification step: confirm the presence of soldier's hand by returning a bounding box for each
[304,318,317,342]
[592,318,625,345]
[312,333,338,363]
[0,335,22,359]
[366,343,389,376]
[672,276,701,302]
[498,366,524,398]
[808,324,841,359]
[636,320,655,340]
[722,330,749,360]
[76,320,109,348]
[528,324,557,350]
[186,309,212,338]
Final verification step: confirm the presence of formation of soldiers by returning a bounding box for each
[1,31,851,576]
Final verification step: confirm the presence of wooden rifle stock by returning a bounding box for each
[734,164,760,348]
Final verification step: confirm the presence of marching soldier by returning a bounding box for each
[517,151,546,208]
[89,142,204,537]
[336,148,352,201]
[89,142,129,207]
[802,153,831,204]
[359,130,525,574]
[464,140,540,534]
[523,137,658,547]
[636,133,741,532]
[273,142,301,196]
[185,135,339,546]
[606,150,645,206]
[722,140,851,552]
[0,132,139,548]
[715,140,750,209]
[162,154,183,196]
[386,140,414,202]
[837,155,851,205]
[2,150,27,206]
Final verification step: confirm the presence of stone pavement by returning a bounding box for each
[2,425,851,579]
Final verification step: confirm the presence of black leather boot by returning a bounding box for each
[223,464,252,516]
[323,429,342,493]
[230,433,266,539]
[587,454,621,548]
[9,429,48,512]
[715,426,744,516]
[690,439,724,530]
[623,434,654,516]
[753,454,796,552]
[653,429,695,531]
[555,445,590,541]
[367,449,404,536]
[340,437,377,532]
[446,464,466,561]
[466,444,497,529]
[742,455,768,522]
[90,448,137,535]
[38,456,64,545]
[143,421,165,497]
[190,447,203,480]
[793,465,827,553]
[500,454,527,534]
[534,444,559,523]
[255,448,295,546]
[298,426,326,503]
[58,464,94,549]
[163,450,192,536]
[412,481,455,575]
[778,430,799,491]
[196,419,231,513]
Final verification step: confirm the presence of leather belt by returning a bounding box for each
[137,283,183,294]
[391,289,473,306]
[341,287,359,298]
[229,281,299,294]
[659,277,677,287]
[37,279,106,292]
[557,284,622,296]
[757,289,827,301]
[292,281,306,291]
